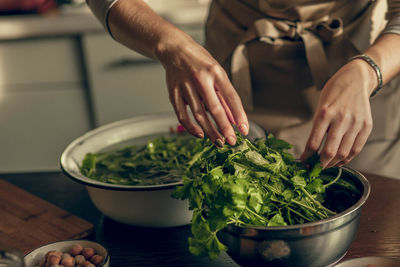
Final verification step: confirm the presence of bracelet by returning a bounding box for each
[348,54,383,97]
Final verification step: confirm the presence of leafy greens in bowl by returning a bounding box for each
[80,133,204,186]
[171,132,367,265]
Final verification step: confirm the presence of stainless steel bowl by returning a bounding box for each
[218,167,370,267]
[60,112,266,227]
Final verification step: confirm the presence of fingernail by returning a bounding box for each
[215,138,224,148]
[239,123,248,135]
[196,132,204,138]
[226,135,236,145]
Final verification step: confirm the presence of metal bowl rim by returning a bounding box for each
[224,166,370,232]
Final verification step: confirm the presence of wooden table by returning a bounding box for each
[342,173,400,261]
[1,171,399,266]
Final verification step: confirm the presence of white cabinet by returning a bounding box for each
[82,28,204,126]
[0,37,92,173]
[82,33,172,126]
[0,37,83,86]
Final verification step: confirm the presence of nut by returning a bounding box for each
[82,247,95,260]
[69,244,83,256]
[90,255,104,265]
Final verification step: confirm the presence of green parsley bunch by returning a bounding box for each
[172,133,344,259]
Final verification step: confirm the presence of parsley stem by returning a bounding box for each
[245,139,258,150]
[286,206,293,225]
[227,218,246,225]
[245,207,268,223]
[279,174,290,181]
[291,199,328,219]
[299,187,336,216]
[287,207,313,222]
[324,167,342,188]
[262,183,282,195]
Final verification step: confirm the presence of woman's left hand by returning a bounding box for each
[300,58,377,169]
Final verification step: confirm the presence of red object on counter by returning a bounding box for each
[169,124,187,134]
[177,124,186,133]
[0,0,57,14]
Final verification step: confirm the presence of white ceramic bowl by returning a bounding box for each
[60,112,266,227]
[24,239,110,267]
[335,256,400,267]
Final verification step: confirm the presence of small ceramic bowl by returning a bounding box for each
[335,256,400,267]
[24,239,110,267]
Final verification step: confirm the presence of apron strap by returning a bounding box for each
[231,28,258,111]
[231,17,344,110]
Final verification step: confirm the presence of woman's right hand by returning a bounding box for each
[106,0,248,146]
[156,33,249,147]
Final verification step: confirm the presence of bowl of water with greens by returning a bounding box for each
[60,112,266,227]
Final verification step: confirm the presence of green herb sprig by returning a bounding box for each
[172,133,344,259]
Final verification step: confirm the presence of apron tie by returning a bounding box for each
[231,16,344,110]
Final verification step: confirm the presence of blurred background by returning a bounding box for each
[0,0,210,173]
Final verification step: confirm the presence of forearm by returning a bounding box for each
[87,0,249,145]
[354,0,400,95]
[361,33,400,94]
[106,0,194,61]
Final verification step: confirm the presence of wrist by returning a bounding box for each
[349,59,377,95]
[348,54,383,97]
[154,29,194,65]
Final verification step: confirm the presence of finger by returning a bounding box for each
[319,117,352,169]
[193,75,237,145]
[325,129,358,169]
[300,112,331,163]
[169,86,204,138]
[214,72,249,136]
[215,90,235,125]
[215,91,237,145]
[181,83,225,146]
[336,124,372,166]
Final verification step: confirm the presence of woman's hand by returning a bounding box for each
[300,58,376,169]
[300,33,400,168]
[156,34,249,147]
[107,0,249,147]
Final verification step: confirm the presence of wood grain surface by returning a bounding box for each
[343,173,400,260]
[0,179,93,254]
[1,171,399,266]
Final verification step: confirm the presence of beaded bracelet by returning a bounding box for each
[349,54,383,97]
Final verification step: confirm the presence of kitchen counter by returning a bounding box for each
[0,0,210,40]
[1,171,400,266]
[0,8,103,40]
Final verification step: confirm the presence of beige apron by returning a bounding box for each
[205,0,400,179]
